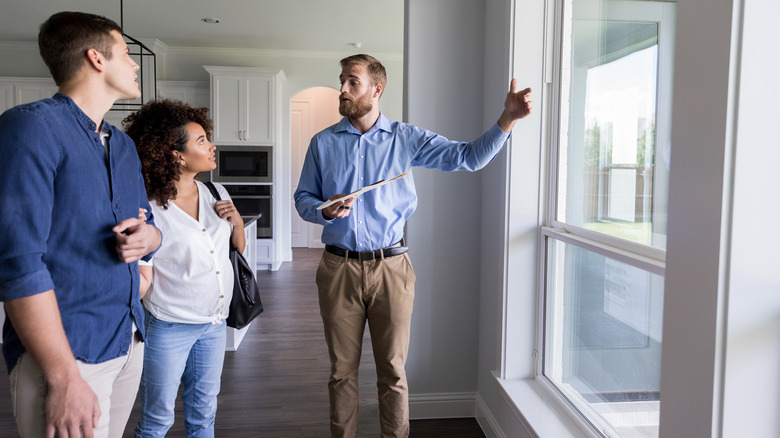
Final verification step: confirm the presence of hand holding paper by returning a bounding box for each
[317,172,408,210]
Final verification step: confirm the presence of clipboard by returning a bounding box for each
[316,172,408,210]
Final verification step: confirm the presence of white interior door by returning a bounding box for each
[290,87,341,248]
[291,99,312,247]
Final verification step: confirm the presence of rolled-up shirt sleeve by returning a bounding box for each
[0,108,59,301]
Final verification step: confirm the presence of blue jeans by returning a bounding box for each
[135,311,227,438]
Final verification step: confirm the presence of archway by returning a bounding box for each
[290,87,341,247]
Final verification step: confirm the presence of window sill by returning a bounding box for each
[493,372,599,438]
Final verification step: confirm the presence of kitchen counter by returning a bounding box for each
[225,214,261,351]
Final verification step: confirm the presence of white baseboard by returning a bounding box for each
[408,392,477,419]
[475,394,507,438]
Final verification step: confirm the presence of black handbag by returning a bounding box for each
[205,182,264,329]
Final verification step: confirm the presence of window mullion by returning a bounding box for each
[543,224,665,276]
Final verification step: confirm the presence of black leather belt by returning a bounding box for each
[325,241,408,261]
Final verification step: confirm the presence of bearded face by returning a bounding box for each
[339,87,374,119]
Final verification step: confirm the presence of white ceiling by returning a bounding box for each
[0,0,404,53]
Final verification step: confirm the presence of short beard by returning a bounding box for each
[339,92,373,119]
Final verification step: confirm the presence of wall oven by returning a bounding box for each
[212,145,272,183]
[223,185,273,238]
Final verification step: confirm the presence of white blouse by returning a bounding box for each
[140,181,234,324]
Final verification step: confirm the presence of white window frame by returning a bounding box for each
[498,0,677,436]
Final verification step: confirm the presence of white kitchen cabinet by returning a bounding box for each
[0,84,14,114]
[203,66,286,272]
[225,215,260,351]
[256,239,276,270]
[203,67,284,145]
[0,77,57,114]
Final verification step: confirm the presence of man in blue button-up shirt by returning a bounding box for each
[295,54,532,437]
[0,12,161,438]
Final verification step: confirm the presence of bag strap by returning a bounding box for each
[204,181,222,201]
[205,181,240,252]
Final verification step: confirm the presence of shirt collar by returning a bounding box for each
[52,92,107,134]
[334,113,393,135]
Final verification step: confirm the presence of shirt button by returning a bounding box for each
[202,228,206,232]
[220,295,224,299]
[359,220,363,224]
[216,271,221,275]
[210,250,214,254]
[361,155,364,158]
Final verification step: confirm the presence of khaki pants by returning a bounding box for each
[10,328,144,438]
[316,250,416,438]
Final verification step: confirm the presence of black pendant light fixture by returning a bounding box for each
[111,0,157,111]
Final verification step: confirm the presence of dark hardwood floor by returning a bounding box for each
[0,248,485,437]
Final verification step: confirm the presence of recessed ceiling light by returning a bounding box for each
[346,42,363,49]
[201,18,221,24]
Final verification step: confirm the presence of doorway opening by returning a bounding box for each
[290,87,342,248]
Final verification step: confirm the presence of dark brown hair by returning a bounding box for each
[123,99,214,208]
[340,54,387,96]
[38,11,122,86]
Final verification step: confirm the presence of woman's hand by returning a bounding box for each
[215,200,244,228]
[216,200,246,253]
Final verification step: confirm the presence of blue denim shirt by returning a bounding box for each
[0,93,157,373]
[294,114,510,252]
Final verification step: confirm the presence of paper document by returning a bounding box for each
[316,172,408,210]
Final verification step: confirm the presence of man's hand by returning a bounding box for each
[322,195,357,220]
[45,373,100,438]
[497,79,533,133]
[4,292,101,438]
[113,217,161,263]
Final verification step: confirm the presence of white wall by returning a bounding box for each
[659,0,780,436]
[721,0,780,436]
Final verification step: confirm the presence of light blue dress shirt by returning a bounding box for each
[294,114,510,252]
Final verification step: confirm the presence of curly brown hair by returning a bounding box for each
[123,99,213,208]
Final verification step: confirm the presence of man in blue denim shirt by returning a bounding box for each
[0,12,161,438]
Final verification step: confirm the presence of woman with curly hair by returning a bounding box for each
[123,99,245,437]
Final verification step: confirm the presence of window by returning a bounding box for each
[541,0,676,436]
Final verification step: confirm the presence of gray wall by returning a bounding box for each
[404,0,486,396]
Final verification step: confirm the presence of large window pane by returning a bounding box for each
[544,239,664,437]
[556,0,675,249]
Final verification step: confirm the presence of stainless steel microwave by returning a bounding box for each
[212,145,273,183]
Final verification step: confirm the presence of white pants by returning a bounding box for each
[9,329,144,438]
